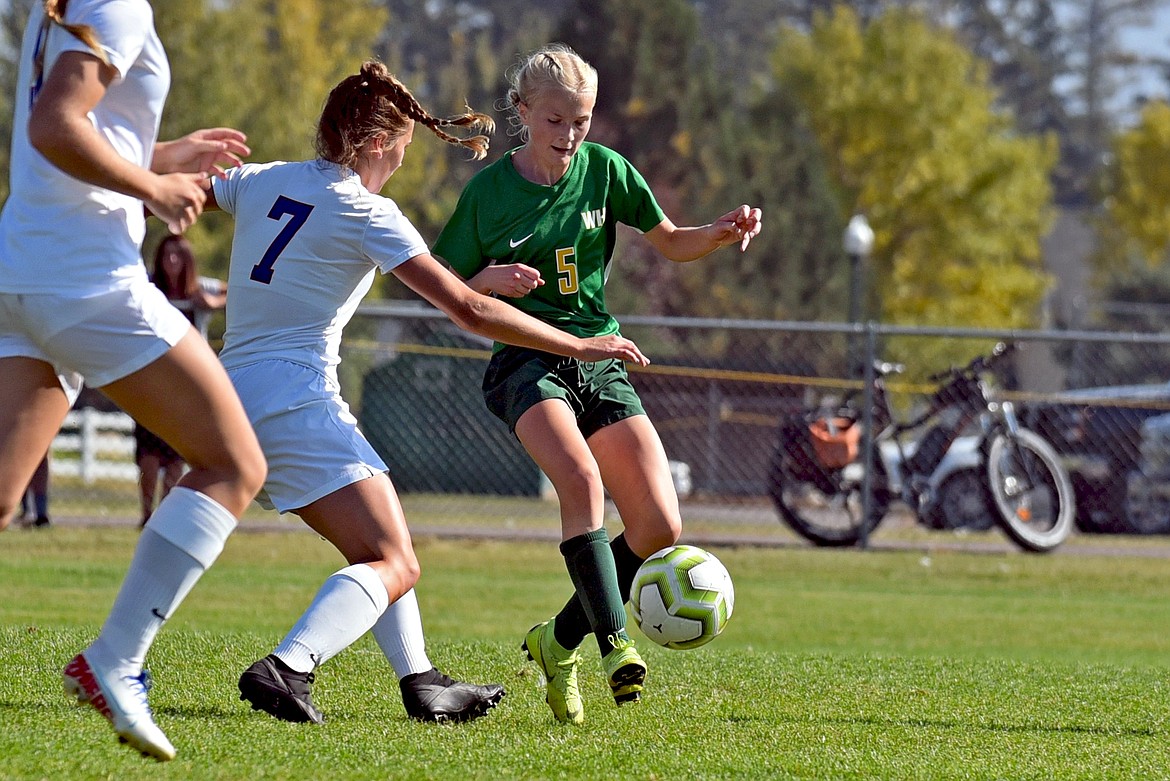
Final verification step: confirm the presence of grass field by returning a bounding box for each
[4,526,1170,779]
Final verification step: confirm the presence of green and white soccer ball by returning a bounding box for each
[630,545,734,650]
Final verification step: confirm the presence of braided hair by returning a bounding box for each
[42,0,109,65]
[316,61,493,169]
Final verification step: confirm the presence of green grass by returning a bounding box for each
[4,527,1170,779]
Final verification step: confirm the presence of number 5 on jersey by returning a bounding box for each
[555,247,578,295]
[250,196,315,284]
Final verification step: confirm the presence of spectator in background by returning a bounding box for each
[135,236,227,525]
[147,235,226,338]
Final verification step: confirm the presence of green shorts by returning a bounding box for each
[483,345,645,437]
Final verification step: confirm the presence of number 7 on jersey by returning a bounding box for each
[250,196,315,284]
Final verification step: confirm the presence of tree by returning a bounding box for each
[1103,99,1170,264]
[1058,0,1168,203]
[0,0,29,206]
[152,0,387,279]
[547,0,845,339]
[775,6,1057,339]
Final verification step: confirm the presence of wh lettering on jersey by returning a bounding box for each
[580,208,606,230]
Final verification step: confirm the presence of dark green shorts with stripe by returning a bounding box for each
[483,345,645,437]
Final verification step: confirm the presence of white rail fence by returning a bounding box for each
[52,409,137,483]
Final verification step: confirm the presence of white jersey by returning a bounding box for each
[0,0,169,295]
[215,160,428,381]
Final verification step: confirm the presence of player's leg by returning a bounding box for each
[0,357,71,531]
[543,413,682,662]
[239,474,414,723]
[65,329,265,760]
[371,589,506,722]
[103,330,265,517]
[591,414,683,557]
[516,399,643,715]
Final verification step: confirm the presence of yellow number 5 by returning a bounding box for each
[555,247,578,295]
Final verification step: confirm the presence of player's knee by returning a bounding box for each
[628,516,682,558]
[235,447,267,498]
[554,464,604,506]
[372,552,419,601]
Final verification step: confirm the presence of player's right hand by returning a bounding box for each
[146,171,208,234]
[576,334,650,367]
[477,263,545,298]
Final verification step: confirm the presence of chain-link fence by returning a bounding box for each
[31,303,1170,539]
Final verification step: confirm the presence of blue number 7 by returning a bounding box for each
[250,196,314,284]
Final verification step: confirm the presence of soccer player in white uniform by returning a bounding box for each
[209,61,649,725]
[0,0,266,762]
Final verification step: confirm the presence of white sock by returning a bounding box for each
[274,563,390,673]
[370,588,433,679]
[87,487,236,676]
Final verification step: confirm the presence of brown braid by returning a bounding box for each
[42,0,110,65]
[315,61,493,169]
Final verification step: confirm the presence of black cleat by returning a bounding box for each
[399,668,505,723]
[238,654,324,724]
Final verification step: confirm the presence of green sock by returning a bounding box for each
[554,533,644,650]
[558,529,628,656]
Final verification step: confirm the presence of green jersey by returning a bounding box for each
[434,142,666,340]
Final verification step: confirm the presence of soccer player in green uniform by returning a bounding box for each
[433,43,762,724]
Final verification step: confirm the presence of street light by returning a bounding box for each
[843,214,874,378]
[843,213,874,326]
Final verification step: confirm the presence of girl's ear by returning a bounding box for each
[368,133,386,158]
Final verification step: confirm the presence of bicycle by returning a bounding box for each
[766,342,1076,553]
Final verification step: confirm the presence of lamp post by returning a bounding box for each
[843,213,875,547]
[843,214,874,376]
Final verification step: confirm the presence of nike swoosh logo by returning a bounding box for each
[509,233,534,248]
[151,608,169,622]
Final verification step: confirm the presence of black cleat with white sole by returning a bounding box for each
[400,668,505,723]
[238,654,324,724]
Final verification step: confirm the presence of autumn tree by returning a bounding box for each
[775,6,1057,342]
[1084,99,1170,333]
[0,1,30,205]
[1103,100,1170,264]
[151,0,386,276]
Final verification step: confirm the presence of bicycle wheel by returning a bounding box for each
[767,443,889,547]
[985,428,1075,553]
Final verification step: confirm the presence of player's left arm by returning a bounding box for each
[644,204,763,262]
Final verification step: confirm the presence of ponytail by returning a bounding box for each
[42,0,110,65]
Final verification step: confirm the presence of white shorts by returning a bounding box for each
[227,359,386,513]
[0,279,191,388]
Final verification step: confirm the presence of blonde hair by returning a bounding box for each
[316,60,494,168]
[42,0,109,65]
[504,44,598,141]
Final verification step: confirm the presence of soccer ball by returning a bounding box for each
[629,545,734,650]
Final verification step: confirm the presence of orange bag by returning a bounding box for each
[808,417,860,469]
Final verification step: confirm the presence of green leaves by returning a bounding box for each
[1106,100,1170,265]
[776,7,1057,332]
